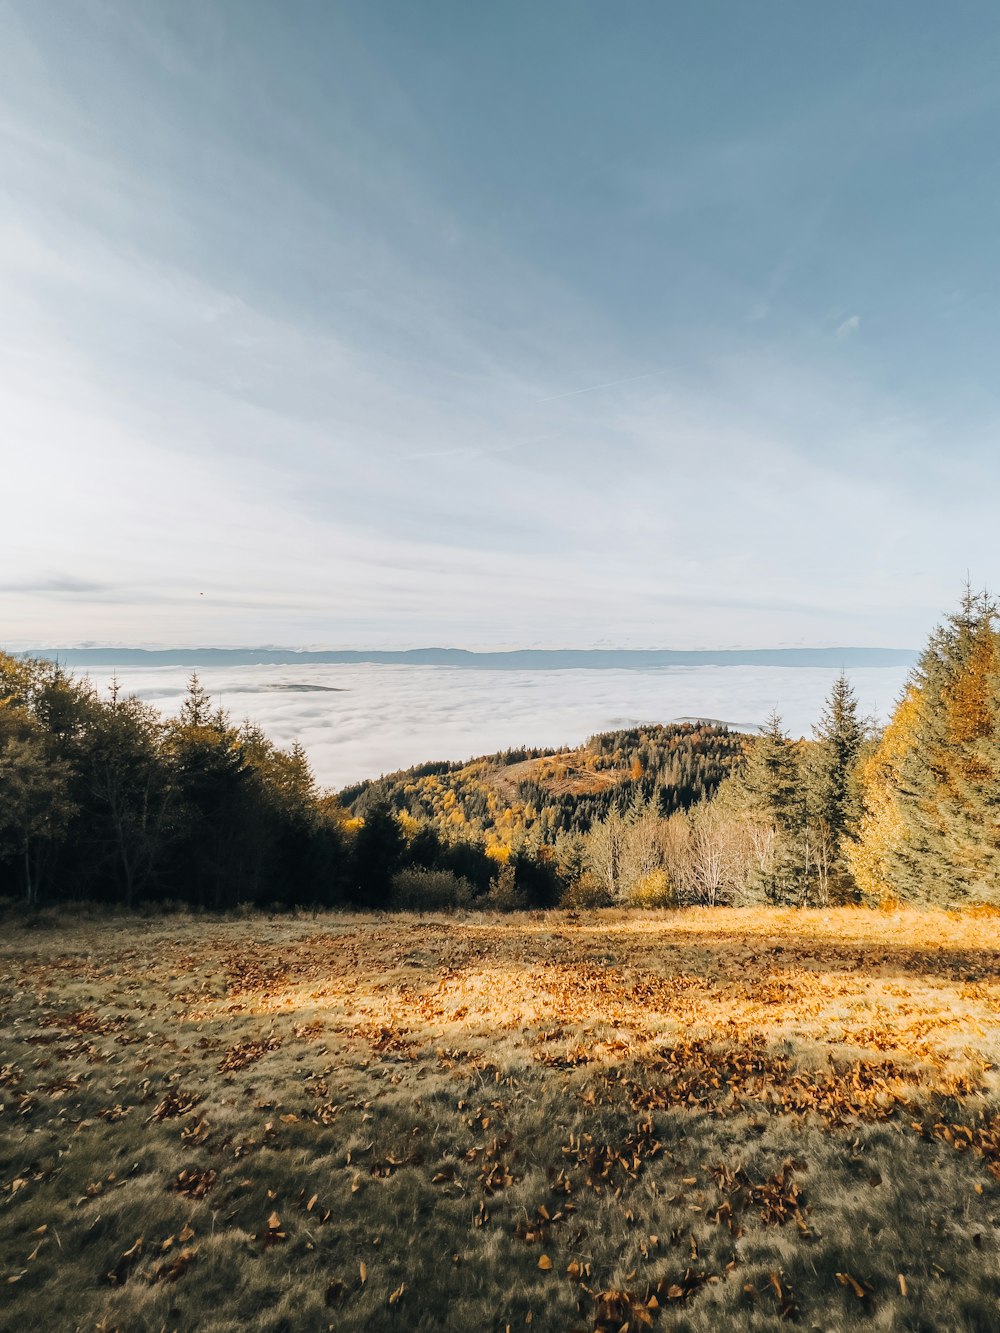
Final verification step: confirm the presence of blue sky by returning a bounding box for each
[2,1,999,648]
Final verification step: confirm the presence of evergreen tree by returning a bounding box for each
[723,712,805,902]
[806,673,868,900]
[178,672,214,728]
[352,802,405,908]
[848,684,922,902]
[934,595,1000,896]
[166,691,258,909]
[892,590,1000,903]
[80,691,172,906]
[853,590,1000,906]
[0,702,76,904]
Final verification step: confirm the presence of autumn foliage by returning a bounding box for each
[851,591,1000,906]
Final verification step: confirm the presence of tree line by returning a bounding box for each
[0,654,559,912]
[573,678,870,908]
[3,590,998,913]
[573,590,1000,910]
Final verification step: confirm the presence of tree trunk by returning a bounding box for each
[24,841,35,907]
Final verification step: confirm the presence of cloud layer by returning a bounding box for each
[90,662,914,792]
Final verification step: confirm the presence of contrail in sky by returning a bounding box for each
[404,370,668,462]
[405,432,553,462]
[538,369,666,403]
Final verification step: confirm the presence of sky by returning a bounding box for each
[2,1,1000,650]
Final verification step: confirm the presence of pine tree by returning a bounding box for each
[724,712,805,903]
[903,591,999,902]
[352,802,405,908]
[861,589,1000,906]
[806,673,868,899]
[83,691,170,907]
[0,702,76,905]
[847,684,922,903]
[179,673,214,729]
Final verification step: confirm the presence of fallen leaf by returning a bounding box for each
[835,1272,867,1299]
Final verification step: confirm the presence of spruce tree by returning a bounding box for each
[726,712,804,903]
[893,589,1000,905]
[352,802,405,908]
[847,683,922,903]
[933,593,1000,899]
[807,672,868,899]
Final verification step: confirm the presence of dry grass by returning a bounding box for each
[490,751,625,800]
[2,906,1000,1331]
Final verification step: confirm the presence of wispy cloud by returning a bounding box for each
[0,4,997,653]
[835,313,861,339]
[0,576,112,595]
[401,432,555,463]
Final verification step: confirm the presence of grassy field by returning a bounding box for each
[2,907,1000,1332]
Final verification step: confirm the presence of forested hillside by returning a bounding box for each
[342,721,742,839]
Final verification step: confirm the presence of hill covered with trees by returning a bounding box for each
[342,720,742,840]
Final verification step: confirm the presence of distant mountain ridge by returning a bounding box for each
[15,646,919,670]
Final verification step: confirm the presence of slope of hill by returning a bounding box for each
[341,721,744,843]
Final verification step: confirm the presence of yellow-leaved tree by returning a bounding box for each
[846,684,922,903]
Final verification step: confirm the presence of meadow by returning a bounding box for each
[2,907,999,1332]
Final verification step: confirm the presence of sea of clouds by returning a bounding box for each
[81,663,915,793]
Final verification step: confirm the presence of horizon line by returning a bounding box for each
[9,644,920,669]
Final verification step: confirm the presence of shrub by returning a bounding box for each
[559,875,613,909]
[479,863,530,912]
[390,867,473,912]
[624,869,676,908]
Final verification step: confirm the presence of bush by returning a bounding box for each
[390,867,473,912]
[479,863,529,913]
[624,869,676,908]
[558,875,613,909]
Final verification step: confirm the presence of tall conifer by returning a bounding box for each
[865,589,1000,905]
[726,711,804,902]
[807,672,868,896]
